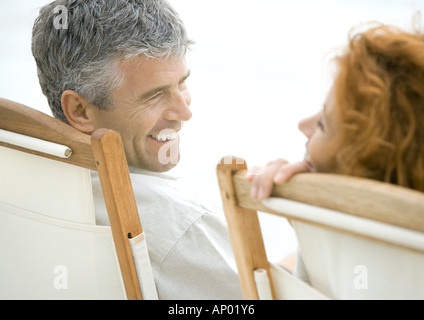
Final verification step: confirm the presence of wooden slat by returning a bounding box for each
[216,156,276,300]
[218,156,424,300]
[0,97,96,170]
[232,170,424,234]
[91,129,143,300]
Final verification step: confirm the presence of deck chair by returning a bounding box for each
[216,156,424,300]
[0,97,157,300]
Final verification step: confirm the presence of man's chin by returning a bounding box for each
[129,157,180,173]
[154,161,179,173]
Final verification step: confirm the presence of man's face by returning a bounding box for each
[91,55,192,172]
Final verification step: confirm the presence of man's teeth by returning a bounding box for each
[151,132,179,141]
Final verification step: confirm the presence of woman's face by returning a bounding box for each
[298,86,340,173]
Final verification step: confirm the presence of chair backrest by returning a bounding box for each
[0,97,157,299]
[216,156,424,300]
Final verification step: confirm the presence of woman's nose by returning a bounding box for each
[298,114,317,139]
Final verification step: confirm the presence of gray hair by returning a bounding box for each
[32,0,193,123]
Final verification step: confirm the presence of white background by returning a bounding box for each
[1,0,422,261]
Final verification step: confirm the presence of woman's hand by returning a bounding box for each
[245,159,309,200]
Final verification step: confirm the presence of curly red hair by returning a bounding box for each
[331,24,424,192]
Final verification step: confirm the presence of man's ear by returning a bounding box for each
[61,90,98,134]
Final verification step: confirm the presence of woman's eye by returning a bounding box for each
[317,119,325,131]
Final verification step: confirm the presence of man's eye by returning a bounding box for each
[148,92,163,101]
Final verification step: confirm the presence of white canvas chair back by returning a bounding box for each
[0,135,95,224]
[216,156,424,300]
[0,98,157,299]
[0,198,124,299]
[264,198,424,299]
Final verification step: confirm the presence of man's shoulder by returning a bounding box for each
[91,169,227,258]
[128,170,225,235]
[91,169,211,221]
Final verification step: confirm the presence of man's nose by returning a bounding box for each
[165,91,192,122]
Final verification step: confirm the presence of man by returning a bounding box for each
[32,0,242,299]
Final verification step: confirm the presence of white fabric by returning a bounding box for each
[92,168,243,300]
[0,142,158,300]
[0,128,72,158]
[253,264,329,300]
[253,269,273,300]
[0,146,95,224]
[269,263,329,300]
[0,201,126,300]
[129,233,159,300]
[263,197,424,300]
[263,198,424,252]
[293,221,424,299]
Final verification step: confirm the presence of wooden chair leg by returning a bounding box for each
[91,128,143,300]
[216,156,276,300]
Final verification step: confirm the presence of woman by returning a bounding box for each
[246,23,424,281]
[247,23,424,198]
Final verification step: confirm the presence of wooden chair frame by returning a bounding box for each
[0,97,144,300]
[216,156,424,300]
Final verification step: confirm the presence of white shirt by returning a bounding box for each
[91,168,243,300]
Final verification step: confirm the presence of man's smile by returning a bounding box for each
[149,129,180,142]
